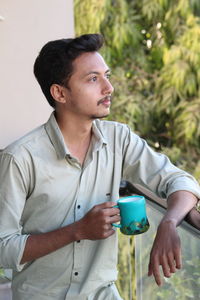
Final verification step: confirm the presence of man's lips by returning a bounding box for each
[97,95,112,106]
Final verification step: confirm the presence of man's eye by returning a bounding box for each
[89,76,97,82]
[106,73,111,80]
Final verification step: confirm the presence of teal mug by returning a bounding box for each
[113,195,150,235]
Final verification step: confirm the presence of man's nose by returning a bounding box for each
[102,79,114,95]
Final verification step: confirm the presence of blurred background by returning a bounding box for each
[74,2,200,298]
[1,1,200,299]
[0,0,74,148]
[75,0,200,184]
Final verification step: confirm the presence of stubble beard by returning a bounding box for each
[90,112,110,120]
[90,108,110,120]
[91,95,112,119]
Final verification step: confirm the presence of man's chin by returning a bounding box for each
[91,113,110,120]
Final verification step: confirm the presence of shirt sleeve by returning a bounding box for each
[0,152,29,271]
[122,127,200,199]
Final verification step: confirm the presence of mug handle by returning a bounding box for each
[112,223,121,228]
[112,205,121,228]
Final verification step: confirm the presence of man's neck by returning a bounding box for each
[55,111,93,164]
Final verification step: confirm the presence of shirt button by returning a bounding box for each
[77,205,81,209]
[74,272,78,276]
[77,240,81,243]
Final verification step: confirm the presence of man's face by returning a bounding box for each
[62,51,114,120]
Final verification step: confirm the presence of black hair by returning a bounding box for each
[33,34,104,108]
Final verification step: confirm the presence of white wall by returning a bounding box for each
[0,0,74,148]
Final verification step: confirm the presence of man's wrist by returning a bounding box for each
[68,221,83,242]
[159,218,178,228]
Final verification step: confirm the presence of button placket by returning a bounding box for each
[76,204,82,244]
[73,240,83,281]
[75,203,82,221]
[73,167,90,278]
[73,173,84,277]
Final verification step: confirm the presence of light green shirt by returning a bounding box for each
[0,112,200,300]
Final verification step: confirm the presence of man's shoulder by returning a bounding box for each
[2,124,46,159]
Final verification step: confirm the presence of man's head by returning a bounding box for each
[34,34,104,108]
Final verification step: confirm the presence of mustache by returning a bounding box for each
[97,95,112,106]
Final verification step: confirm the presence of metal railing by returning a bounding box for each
[119,181,200,300]
[119,180,200,234]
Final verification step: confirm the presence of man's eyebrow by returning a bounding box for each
[83,69,111,77]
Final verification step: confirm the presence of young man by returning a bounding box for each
[0,34,199,300]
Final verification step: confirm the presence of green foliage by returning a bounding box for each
[75,0,200,180]
[75,0,145,66]
[74,0,107,35]
[116,233,135,299]
[0,268,4,278]
[100,0,143,65]
[0,268,9,284]
[75,1,200,298]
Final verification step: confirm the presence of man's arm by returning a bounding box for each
[185,206,200,230]
[121,128,200,285]
[148,190,198,286]
[21,202,120,264]
[0,152,120,269]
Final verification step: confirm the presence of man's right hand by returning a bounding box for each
[75,202,120,240]
[20,202,120,264]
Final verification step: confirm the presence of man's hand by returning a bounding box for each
[148,190,198,286]
[20,202,120,264]
[148,219,182,286]
[76,202,120,240]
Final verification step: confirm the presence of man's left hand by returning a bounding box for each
[148,219,182,286]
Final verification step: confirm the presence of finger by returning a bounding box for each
[167,253,176,273]
[109,215,121,224]
[153,269,162,286]
[108,207,120,216]
[103,223,113,231]
[97,202,117,209]
[174,247,182,269]
[160,255,172,278]
[106,201,118,207]
[103,228,115,239]
[149,255,162,286]
[102,206,120,217]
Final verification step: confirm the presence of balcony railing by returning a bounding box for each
[119,181,200,300]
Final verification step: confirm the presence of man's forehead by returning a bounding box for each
[72,52,109,75]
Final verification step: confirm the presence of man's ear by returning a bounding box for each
[50,84,68,104]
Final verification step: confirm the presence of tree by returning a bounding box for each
[75,0,200,181]
[75,3,200,299]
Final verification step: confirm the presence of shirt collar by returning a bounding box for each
[45,112,69,159]
[45,112,108,159]
[92,120,108,151]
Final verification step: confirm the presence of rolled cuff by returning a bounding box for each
[0,234,30,272]
[166,177,200,200]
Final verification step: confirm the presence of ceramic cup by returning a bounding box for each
[112,195,150,235]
